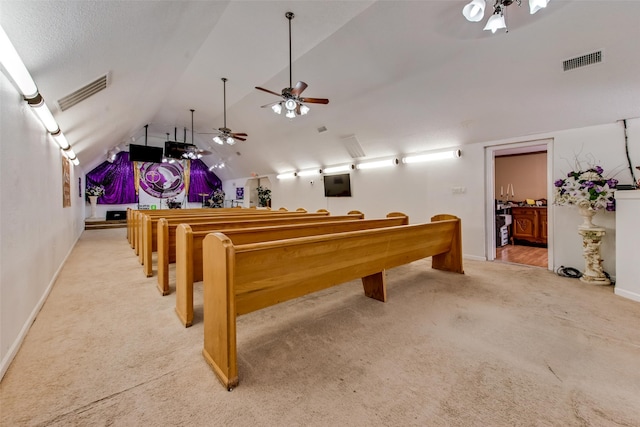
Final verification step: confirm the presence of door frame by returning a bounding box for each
[484,139,554,270]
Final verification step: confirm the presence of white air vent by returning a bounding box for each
[341,135,365,159]
[58,73,109,111]
[563,51,602,72]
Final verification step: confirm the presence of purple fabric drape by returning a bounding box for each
[187,159,222,202]
[86,152,138,204]
[86,154,221,204]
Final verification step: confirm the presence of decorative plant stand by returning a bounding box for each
[88,196,99,219]
[578,226,610,285]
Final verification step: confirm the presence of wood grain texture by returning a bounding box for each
[202,216,462,388]
[174,214,408,327]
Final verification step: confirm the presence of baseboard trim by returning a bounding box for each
[614,287,640,303]
[464,254,487,262]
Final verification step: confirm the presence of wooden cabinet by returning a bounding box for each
[511,207,547,245]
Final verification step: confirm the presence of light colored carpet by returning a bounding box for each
[1,228,639,426]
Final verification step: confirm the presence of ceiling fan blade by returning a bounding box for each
[300,97,329,104]
[197,149,213,155]
[255,86,282,97]
[260,102,280,108]
[291,81,308,96]
[230,132,248,137]
[232,136,247,142]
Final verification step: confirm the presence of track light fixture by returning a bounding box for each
[462,0,550,33]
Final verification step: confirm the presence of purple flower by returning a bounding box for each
[607,178,618,187]
[594,166,604,175]
[554,179,565,187]
[583,181,595,189]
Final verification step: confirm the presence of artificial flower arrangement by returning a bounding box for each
[554,165,618,211]
[209,189,225,208]
[256,185,271,207]
[86,185,106,197]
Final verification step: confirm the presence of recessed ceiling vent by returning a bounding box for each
[341,135,365,159]
[58,73,109,111]
[563,51,602,72]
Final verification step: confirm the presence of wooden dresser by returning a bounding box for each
[511,206,547,245]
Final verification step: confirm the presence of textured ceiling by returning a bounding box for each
[1,1,639,180]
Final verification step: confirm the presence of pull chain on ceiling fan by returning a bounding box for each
[255,11,329,118]
[208,78,247,146]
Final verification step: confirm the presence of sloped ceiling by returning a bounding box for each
[1,1,639,180]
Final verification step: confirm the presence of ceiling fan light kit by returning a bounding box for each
[463,0,550,33]
[256,12,329,119]
[209,78,248,146]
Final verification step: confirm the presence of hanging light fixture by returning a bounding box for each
[256,12,329,118]
[462,0,550,34]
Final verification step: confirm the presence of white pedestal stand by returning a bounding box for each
[88,196,99,219]
[578,226,610,285]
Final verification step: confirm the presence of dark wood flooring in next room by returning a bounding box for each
[496,244,548,268]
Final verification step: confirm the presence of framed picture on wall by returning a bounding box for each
[236,187,244,200]
[62,157,71,207]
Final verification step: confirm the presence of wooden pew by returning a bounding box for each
[131,208,275,252]
[142,211,334,277]
[128,208,214,248]
[174,213,407,326]
[158,211,366,292]
[201,214,463,390]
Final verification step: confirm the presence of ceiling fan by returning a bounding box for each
[255,11,329,118]
[201,78,247,145]
[165,109,212,160]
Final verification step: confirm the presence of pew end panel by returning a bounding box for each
[202,233,239,390]
[156,218,171,295]
[430,214,464,274]
[175,224,195,327]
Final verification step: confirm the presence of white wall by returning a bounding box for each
[230,119,639,274]
[0,73,85,379]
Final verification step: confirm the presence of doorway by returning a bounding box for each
[485,140,553,270]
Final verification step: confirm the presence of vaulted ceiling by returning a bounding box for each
[2,1,639,180]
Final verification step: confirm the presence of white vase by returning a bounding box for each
[578,206,596,229]
[88,196,98,219]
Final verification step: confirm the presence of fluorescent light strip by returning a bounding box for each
[297,169,321,177]
[276,172,297,180]
[28,96,59,133]
[51,130,71,150]
[356,158,399,170]
[322,164,354,174]
[402,149,461,164]
[0,25,38,98]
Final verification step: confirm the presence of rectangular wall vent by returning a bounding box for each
[341,135,365,159]
[58,73,109,111]
[563,51,602,72]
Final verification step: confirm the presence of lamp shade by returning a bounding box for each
[529,0,549,14]
[213,136,223,145]
[462,0,486,22]
[284,99,297,111]
[483,14,506,33]
[271,103,282,114]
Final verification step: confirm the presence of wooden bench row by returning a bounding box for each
[200,214,464,390]
[156,211,366,293]
[173,212,409,327]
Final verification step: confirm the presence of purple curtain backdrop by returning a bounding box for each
[187,159,222,202]
[86,152,138,204]
[86,153,221,205]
